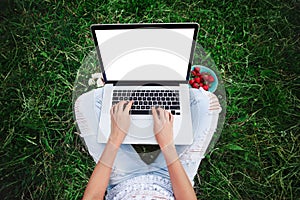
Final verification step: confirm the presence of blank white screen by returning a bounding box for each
[95,28,195,81]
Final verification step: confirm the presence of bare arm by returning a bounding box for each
[82,138,120,200]
[152,107,197,200]
[82,101,133,200]
[162,145,197,200]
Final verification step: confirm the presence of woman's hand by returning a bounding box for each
[110,101,133,147]
[151,107,174,149]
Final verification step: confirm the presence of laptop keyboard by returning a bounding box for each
[112,89,181,115]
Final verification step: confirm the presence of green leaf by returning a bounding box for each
[40,52,48,58]
[226,144,244,151]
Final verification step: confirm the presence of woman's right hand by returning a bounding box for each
[110,101,133,147]
[151,107,174,149]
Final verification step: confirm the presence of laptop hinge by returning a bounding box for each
[107,81,188,86]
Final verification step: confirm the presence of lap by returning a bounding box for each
[74,87,221,185]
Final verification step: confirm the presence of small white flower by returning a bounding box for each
[88,78,95,86]
[91,73,102,79]
[96,78,104,87]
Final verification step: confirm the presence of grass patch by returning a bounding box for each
[1,0,299,199]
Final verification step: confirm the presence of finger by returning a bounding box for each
[170,112,174,123]
[155,107,161,119]
[124,101,133,113]
[110,106,114,115]
[114,103,119,113]
[210,99,219,105]
[111,104,117,114]
[154,106,161,119]
[157,107,164,115]
[152,107,159,121]
[164,110,169,120]
[110,106,117,123]
[157,108,166,121]
[165,110,172,121]
[209,103,220,109]
[117,101,126,112]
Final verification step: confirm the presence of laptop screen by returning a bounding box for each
[91,24,198,82]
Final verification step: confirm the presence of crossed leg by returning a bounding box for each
[74,87,221,187]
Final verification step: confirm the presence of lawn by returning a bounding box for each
[1,0,299,199]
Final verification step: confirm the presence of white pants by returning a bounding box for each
[75,88,221,187]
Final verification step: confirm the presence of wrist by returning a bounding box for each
[161,144,179,166]
[98,140,119,168]
[158,140,175,151]
[108,137,122,149]
[109,129,126,147]
[161,143,176,155]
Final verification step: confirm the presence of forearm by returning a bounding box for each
[162,146,197,200]
[82,139,120,200]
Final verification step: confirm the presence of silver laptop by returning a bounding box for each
[91,23,199,144]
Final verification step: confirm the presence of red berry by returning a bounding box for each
[196,72,201,77]
[194,67,200,72]
[199,83,203,87]
[203,85,209,91]
[194,77,200,83]
[191,71,197,76]
[192,82,199,89]
[208,75,214,82]
[189,79,195,85]
[202,74,209,80]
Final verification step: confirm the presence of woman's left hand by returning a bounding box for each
[109,101,133,147]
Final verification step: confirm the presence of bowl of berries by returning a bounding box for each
[189,65,218,92]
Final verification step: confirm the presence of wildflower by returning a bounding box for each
[92,73,102,79]
[88,78,95,86]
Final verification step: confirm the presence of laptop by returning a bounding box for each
[91,23,199,144]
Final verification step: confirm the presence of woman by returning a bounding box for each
[75,87,221,199]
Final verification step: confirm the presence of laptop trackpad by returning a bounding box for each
[131,118,152,128]
[128,119,154,139]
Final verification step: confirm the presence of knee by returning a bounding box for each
[75,88,103,110]
[189,88,210,108]
[190,88,221,111]
[75,91,91,113]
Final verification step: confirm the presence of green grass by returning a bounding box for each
[1,0,299,199]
